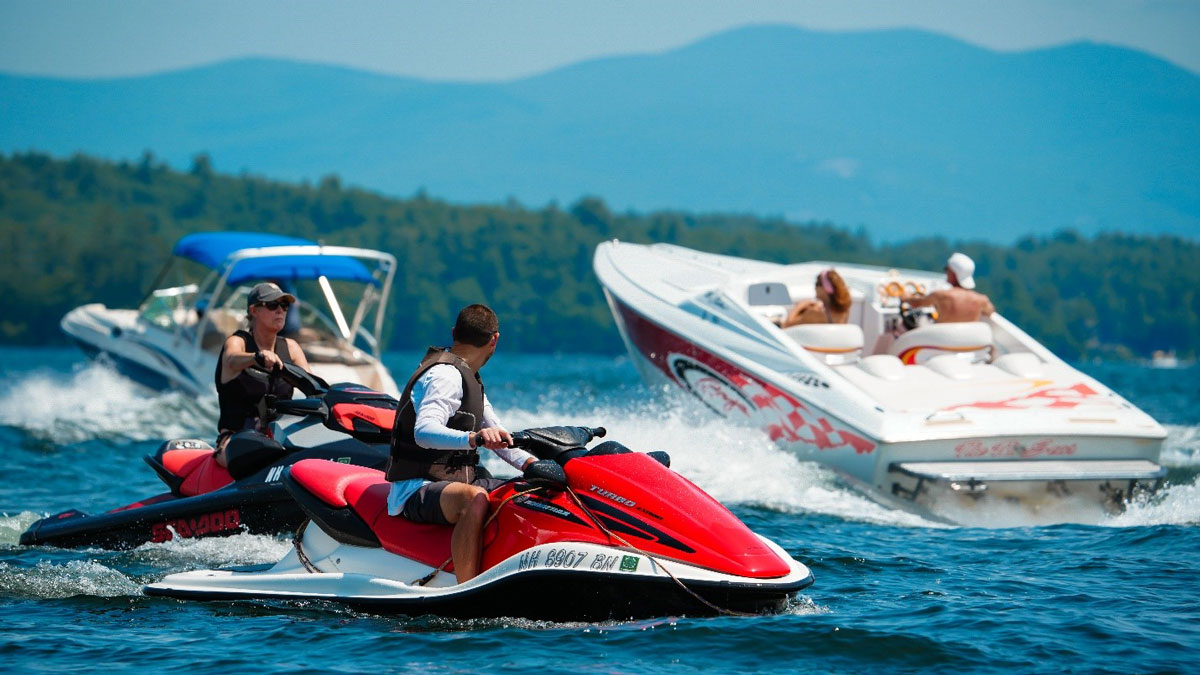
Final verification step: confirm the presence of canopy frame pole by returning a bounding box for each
[318,275,352,341]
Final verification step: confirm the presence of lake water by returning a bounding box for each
[1,348,1197,674]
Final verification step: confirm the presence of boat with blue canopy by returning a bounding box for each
[61,232,400,397]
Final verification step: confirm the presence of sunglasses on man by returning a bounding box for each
[257,300,292,311]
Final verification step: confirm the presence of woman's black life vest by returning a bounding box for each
[215,329,295,433]
[385,346,485,482]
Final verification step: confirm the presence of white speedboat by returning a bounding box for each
[62,232,400,397]
[594,241,1167,521]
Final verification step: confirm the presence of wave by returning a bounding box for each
[0,559,141,598]
[1104,480,1200,527]
[1162,424,1200,467]
[0,526,291,600]
[0,360,216,444]
[0,511,42,545]
[121,530,292,571]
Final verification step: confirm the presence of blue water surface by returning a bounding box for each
[1,348,1197,674]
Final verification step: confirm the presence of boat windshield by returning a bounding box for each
[138,284,201,330]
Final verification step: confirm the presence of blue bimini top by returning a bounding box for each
[173,232,378,285]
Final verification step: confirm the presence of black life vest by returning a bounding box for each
[385,346,485,482]
[215,329,295,433]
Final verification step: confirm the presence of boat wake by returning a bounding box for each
[0,559,141,599]
[0,526,291,600]
[1161,424,1200,468]
[0,360,216,444]
[121,530,293,572]
[0,512,42,545]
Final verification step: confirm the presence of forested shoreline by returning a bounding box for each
[1,151,1196,359]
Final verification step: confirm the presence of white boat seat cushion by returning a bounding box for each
[890,322,993,365]
[785,324,864,364]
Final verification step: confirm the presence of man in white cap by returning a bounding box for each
[901,252,994,322]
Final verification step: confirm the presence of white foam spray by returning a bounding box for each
[0,360,216,443]
[0,559,141,598]
[0,511,43,545]
[1161,424,1200,468]
[124,530,292,571]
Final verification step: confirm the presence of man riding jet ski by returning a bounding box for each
[20,364,395,549]
[144,425,815,620]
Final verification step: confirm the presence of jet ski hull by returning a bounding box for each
[146,435,816,621]
[18,483,300,550]
[145,534,814,621]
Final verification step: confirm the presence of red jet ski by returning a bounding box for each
[145,426,814,620]
[20,365,395,549]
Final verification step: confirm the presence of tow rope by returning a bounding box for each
[292,519,322,573]
[411,485,541,586]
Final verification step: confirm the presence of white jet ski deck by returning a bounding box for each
[594,241,1168,522]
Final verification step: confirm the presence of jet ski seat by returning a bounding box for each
[145,441,234,497]
[890,322,993,365]
[784,324,864,364]
[286,459,458,569]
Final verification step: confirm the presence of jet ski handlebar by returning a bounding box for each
[251,363,333,426]
[510,426,606,462]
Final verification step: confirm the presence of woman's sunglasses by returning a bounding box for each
[257,300,291,311]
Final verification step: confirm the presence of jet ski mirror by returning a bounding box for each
[522,459,568,490]
[647,451,671,468]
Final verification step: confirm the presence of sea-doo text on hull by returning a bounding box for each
[594,242,1167,523]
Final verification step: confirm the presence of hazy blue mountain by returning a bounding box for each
[2,25,1198,241]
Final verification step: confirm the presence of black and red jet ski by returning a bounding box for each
[144,426,815,620]
[20,365,398,550]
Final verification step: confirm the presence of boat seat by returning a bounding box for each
[784,324,864,364]
[890,322,992,365]
[747,282,792,306]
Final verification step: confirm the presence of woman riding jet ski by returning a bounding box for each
[20,364,396,549]
[144,426,815,620]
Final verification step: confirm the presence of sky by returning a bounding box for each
[1,0,1198,81]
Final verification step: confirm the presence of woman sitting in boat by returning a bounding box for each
[779,268,851,328]
[213,282,313,467]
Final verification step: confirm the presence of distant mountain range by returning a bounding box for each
[2,25,1198,242]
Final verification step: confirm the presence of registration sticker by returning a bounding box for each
[620,555,639,572]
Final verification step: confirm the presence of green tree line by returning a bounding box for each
[1,151,1196,359]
